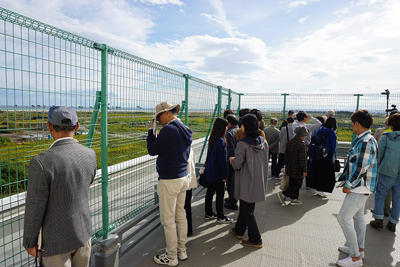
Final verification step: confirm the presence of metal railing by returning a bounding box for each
[0,6,399,266]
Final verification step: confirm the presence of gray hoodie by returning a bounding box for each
[232,136,269,203]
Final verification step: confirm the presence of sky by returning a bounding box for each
[1,0,400,94]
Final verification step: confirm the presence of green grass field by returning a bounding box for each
[0,109,387,198]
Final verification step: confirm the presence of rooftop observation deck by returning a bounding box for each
[123,173,400,267]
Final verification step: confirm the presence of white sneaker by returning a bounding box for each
[338,246,365,259]
[154,252,178,266]
[315,191,327,198]
[336,256,363,266]
[178,251,188,261]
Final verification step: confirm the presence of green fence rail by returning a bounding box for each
[241,93,400,142]
[0,7,242,266]
[0,6,399,267]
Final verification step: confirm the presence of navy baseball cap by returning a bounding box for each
[48,106,78,126]
[288,110,294,115]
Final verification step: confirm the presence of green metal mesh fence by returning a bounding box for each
[1,6,400,267]
[0,7,103,266]
[0,7,240,266]
[241,93,400,142]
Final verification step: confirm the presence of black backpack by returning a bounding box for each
[307,134,326,160]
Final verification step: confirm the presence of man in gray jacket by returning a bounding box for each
[23,106,97,267]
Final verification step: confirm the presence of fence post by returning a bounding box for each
[184,74,189,126]
[217,86,222,117]
[281,93,289,120]
[85,91,101,148]
[226,89,232,110]
[198,104,218,163]
[98,43,110,240]
[352,94,363,142]
[237,93,243,117]
[92,43,120,267]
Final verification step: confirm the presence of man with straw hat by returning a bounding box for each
[147,101,193,266]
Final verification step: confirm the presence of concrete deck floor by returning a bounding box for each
[121,176,400,267]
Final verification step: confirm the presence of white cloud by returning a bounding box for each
[136,0,184,6]
[289,1,307,8]
[0,0,399,94]
[201,0,247,38]
[298,16,309,23]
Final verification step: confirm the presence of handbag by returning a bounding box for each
[199,167,208,187]
[279,173,289,191]
[334,159,341,172]
[199,153,210,188]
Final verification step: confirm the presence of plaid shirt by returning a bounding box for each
[339,130,378,192]
[285,135,307,178]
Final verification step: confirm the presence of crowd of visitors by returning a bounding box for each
[22,103,399,267]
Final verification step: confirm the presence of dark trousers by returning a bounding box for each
[235,200,261,243]
[205,181,225,218]
[184,189,193,234]
[283,176,303,200]
[270,152,278,177]
[276,153,285,174]
[226,163,237,205]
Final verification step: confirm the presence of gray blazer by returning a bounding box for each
[23,138,97,257]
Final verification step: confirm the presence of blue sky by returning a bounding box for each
[1,0,400,94]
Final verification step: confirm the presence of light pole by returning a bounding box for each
[381,89,390,117]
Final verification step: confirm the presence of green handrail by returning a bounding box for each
[198,104,218,163]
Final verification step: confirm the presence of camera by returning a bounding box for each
[386,104,398,115]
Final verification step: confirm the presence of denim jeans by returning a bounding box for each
[337,193,369,258]
[373,173,400,224]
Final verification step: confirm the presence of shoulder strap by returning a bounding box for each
[286,126,289,142]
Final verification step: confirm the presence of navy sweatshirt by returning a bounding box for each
[147,120,193,179]
[205,138,228,183]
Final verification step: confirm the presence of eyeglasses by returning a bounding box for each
[156,111,168,122]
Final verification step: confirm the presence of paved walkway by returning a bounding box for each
[121,176,400,267]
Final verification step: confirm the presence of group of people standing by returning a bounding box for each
[274,109,338,205]
[21,101,399,267]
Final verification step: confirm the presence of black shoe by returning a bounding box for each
[384,209,391,217]
[224,202,238,210]
[387,221,396,232]
[205,212,217,220]
[370,219,383,230]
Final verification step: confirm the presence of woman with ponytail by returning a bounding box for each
[229,114,269,248]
